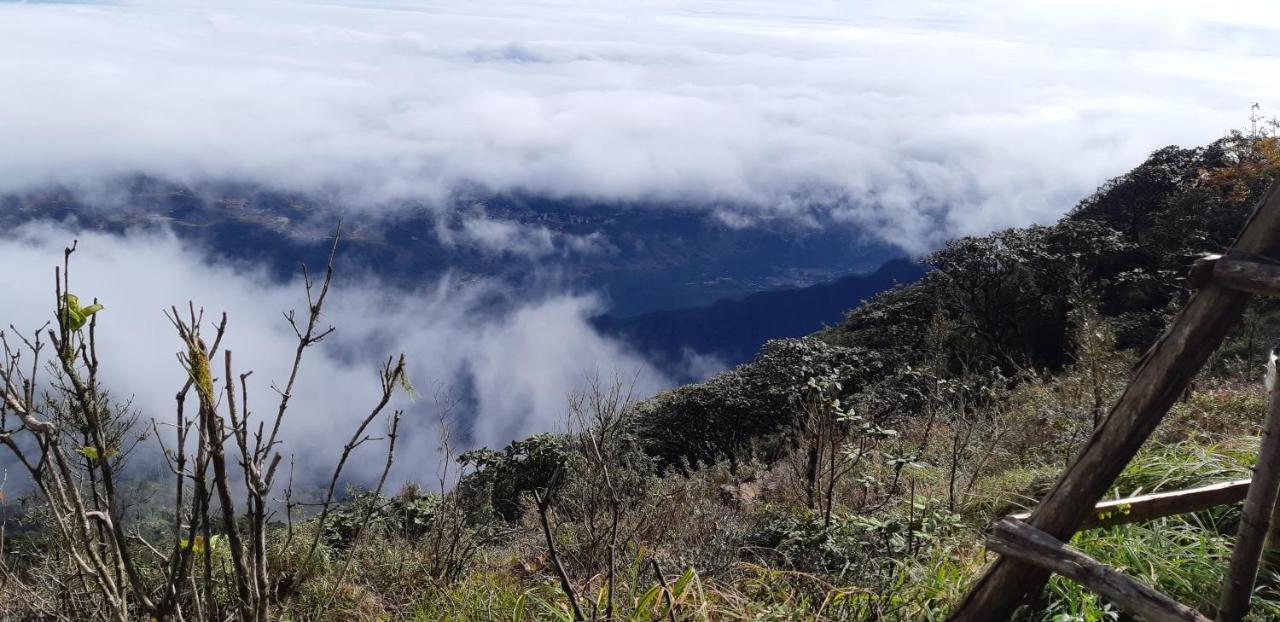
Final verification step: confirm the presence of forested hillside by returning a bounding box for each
[6,131,1280,621]
[626,131,1278,474]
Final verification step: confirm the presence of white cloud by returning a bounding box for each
[433,208,613,259]
[0,225,670,484]
[0,0,1276,251]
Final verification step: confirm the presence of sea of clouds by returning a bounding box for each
[3,0,1278,244]
[2,0,1279,483]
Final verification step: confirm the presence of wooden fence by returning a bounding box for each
[948,181,1280,622]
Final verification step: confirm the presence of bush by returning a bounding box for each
[636,338,886,469]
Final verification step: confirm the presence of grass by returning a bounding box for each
[1039,436,1278,622]
[7,364,1278,621]
[388,421,1274,621]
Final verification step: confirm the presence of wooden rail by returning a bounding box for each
[1009,479,1251,530]
[986,518,1210,622]
[1187,255,1280,298]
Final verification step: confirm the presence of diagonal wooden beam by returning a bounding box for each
[986,518,1210,622]
[949,181,1280,621]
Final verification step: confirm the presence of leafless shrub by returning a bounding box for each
[0,235,409,621]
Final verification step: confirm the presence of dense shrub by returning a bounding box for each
[635,338,887,469]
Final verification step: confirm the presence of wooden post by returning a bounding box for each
[1185,254,1222,290]
[1264,456,1280,573]
[986,518,1210,622]
[949,182,1280,621]
[1217,352,1280,622]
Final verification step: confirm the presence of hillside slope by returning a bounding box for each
[624,133,1278,472]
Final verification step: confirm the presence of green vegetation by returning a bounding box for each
[7,131,1280,620]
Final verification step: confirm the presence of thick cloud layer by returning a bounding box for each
[0,226,670,483]
[2,1,1277,250]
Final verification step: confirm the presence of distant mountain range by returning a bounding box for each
[594,258,925,380]
[1,175,915,378]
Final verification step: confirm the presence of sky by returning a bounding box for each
[2,0,1279,484]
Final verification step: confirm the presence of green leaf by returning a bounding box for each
[630,585,662,621]
[179,536,207,555]
[595,579,608,611]
[75,446,118,462]
[526,595,573,622]
[512,592,527,622]
[60,294,105,332]
[672,567,696,601]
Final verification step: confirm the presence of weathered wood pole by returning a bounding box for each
[949,181,1280,621]
[986,518,1210,622]
[1263,446,1280,572]
[1218,351,1280,621]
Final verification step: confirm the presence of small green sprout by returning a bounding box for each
[61,294,104,332]
[75,446,119,462]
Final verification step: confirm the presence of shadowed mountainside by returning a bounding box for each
[593,258,925,377]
